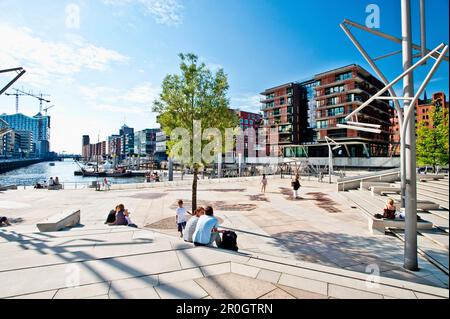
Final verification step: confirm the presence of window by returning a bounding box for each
[317,120,328,129]
[327,97,339,106]
[335,72,352,82]
[280,98,285,105]
[325,85,345,95]
[250,120,253,125]
[287,88,293,96]
[327,107,345,117]
[245,120,248,124]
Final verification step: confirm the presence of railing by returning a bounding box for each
[336,168,401,192]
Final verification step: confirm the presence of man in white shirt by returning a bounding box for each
[183,207,205,242]
[193,206,224,247]
[176,200,191,238]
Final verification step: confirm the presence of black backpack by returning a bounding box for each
[219,231,238,252]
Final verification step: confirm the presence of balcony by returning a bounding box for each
[260,95,275,103]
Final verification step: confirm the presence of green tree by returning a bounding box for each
[416,105,449,170]
[153,53,238,210]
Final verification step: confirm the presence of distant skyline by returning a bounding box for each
[0,0,448,153]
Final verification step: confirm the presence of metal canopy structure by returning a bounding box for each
[340,0,449,271]
[0,68,26,96]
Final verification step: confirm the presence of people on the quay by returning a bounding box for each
[183,207,205,243]
[54,177,60,185]
[383,198,397,219]
[105,205,120,224]
[103,177,111,191]
[291,175,301,199]
[43,180,48,188]
[48,177,55,187]
[261,174,268,194]
[106,204,128,226]
[374,198,396,220]
[34,182,44,189]
[176,200,191,238]
[192,206,224,247]
[0,216,11,227]
[105,204,137,227]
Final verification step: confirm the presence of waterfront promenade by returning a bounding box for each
[0,176,448,299]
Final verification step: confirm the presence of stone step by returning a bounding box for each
[417,182,449,195]
[416,189,449,210]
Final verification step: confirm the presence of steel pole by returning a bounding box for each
[401,0,418,271]
[420,0,426,61]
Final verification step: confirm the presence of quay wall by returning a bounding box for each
[0,159,46,174]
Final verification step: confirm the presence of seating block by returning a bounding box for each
[37,210,81,232]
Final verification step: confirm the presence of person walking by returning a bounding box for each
[261,174,268,194]
[176,200,191,238]
[291,175,301,199]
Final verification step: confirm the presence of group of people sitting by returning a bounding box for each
[145,172,160,183]
[176,200,238,251]
[105,204,138,228]
[34,177,61,189]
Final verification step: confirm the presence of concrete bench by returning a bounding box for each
[360,182,393,190]
[369,217,433,235]
[48,184,63,191]
[419,175,446,182]
[37,210,81,232]
[370,186,401,196]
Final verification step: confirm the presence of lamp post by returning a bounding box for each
[324,136,343,184]
[401,0,418,271]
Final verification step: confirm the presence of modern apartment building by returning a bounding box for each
[134,129,159,157]
[0,112,50,157]
[120,125,134,157]
[260,79,319,156]
[261,64,392,158]
[314,64,391,157]
[155,131,169,162]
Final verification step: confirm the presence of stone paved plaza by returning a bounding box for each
[0,176,448,299]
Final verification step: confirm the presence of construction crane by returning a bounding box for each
[5,88,26,114]
[43,105,55,115]
[15,89,51,114]
[0,67,26,96]
[14,89,51,145]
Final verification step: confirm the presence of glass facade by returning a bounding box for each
[134,129,158,156]
[0,113,50,157]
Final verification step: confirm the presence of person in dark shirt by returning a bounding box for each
[0,216,11,227]
[105,205,120,224]
[106,204,128,226]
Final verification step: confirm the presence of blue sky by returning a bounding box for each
[0,0,448,153]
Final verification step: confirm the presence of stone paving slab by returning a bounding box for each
[195,273,276,299]
[155,280,208,299]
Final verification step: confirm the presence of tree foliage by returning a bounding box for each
[153,53,239,209]
[416,105,449,169]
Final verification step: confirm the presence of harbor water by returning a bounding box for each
[0,159,147,187]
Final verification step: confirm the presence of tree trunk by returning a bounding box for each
[192,165,199,211]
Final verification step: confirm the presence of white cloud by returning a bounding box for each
[103,0,183,26]
[231,93,262,114]
[79,82,160,114]
[0,23,129,87]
